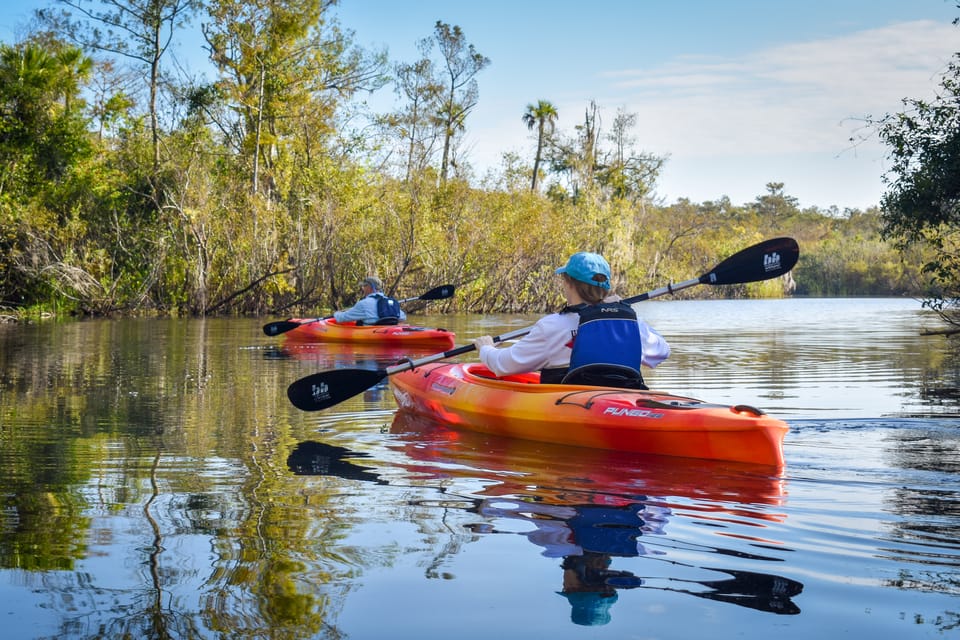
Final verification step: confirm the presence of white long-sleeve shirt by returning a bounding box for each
[478,310,670,378]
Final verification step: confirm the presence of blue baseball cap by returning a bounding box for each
[559,591,618,626]
[555,252,611,289]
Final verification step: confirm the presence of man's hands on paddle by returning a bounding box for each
[474,335,494,349]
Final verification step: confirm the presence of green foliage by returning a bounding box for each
[876,54,960,324]
[0,39,98,310]
[544,101,666,205]
[0,41,93,195]
[795,235,923,296]
[0,9,937,318]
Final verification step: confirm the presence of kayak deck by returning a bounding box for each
[283,318,456,348]
[390,362,789,466]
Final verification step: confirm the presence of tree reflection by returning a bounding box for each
[0,319,361,639]
[3,313,958,637]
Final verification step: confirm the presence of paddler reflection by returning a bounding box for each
[387,412,804,624]
[287,432,803,626]
[476,497,802,624]
[476,499,664,625]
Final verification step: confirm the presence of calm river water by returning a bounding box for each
[0,298,957,639]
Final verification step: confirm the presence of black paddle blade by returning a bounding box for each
[419,284,456,301]
[701,237,799,286]
[287,368,388,411]
[263,320,303,336]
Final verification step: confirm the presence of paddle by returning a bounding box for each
[287,237,799,411]
[262,284,456,336]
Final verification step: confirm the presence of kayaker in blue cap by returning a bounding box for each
[333,276,407,326]
[473,252,669,387]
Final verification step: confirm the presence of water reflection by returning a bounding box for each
[473,498,668,626]
[1,304,958,638]
[391,411,803,623]
[473,497,802,623]
[263,342,413,366]
[287,440,386,484]
[287,409,802,626]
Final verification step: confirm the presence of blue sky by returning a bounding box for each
[3,0,959,210]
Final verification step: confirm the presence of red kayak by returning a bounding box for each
[282,318,456,349]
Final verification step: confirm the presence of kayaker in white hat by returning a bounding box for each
[473,252,669,387]
[333,276,406,325]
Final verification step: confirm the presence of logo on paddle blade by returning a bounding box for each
[311,381,331,404]
[763,251,782,273]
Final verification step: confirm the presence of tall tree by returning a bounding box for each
[204,0,321,197]
[546,101,665,203]
[432,21,489,183]
[44,0,198,177]
[598,106,665,202]
[392,37,444,182]
[201,0,387,314]
[754,182,799,217]
[522,99,557,192]
[545,100,602,200]
[203,0,386,198]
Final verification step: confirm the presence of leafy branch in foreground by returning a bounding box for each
[876,54,960,328]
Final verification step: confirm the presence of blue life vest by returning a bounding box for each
[374,293,401,323]
[563,302,645,388]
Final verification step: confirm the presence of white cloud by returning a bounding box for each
[599,20,959,158]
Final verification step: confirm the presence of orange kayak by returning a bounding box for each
[389,362,789,466]
[282,318,456,349]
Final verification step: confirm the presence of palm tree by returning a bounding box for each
[0,41,92,188]
[522,99,558,191]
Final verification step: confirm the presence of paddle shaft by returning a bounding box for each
[382,236,799,376]
[287,237,799,411]
[380,276,697,376]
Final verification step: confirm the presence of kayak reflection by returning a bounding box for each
[389,408,789,513]
[285,410,803,626]
[263,342,427,366]
[389,410,803,623]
